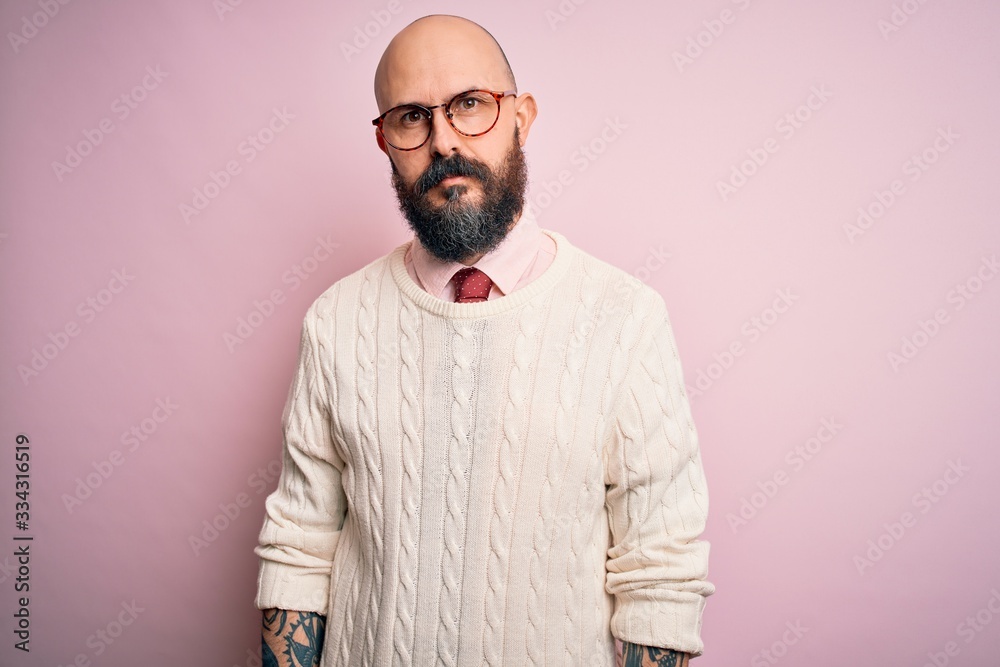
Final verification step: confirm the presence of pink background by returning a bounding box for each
[2,1,999,665]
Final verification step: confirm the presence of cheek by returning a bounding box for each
[394,156,429,186]
[475,131,516,169]
[463,149,500,175]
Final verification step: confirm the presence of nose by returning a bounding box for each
[426,106,462,157]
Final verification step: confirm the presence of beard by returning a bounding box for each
[390,127,528,264]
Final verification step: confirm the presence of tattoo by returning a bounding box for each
[263,608,290,636]
[262,640,280,667]
[616,638,690,667]
[262,609,326,667]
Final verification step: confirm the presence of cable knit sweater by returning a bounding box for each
[253,228,715,666]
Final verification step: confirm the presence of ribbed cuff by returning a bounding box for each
[610,590,709,656]
[254,552,334,615]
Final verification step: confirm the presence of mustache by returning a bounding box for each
[413,155,492,197]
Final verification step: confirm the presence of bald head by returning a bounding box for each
[374,15,516,113]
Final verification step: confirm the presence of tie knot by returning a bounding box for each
[451,266,493,303]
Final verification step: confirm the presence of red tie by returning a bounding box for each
[451,266,493,303]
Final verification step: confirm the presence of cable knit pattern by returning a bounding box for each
[355,265,384,661]
[482,293,544,666]
[437,319,474,664]
[253,229,716,666]
[526,257,600,665]
[392,297,422,666]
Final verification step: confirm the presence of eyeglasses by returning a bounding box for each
[372,89,517,151]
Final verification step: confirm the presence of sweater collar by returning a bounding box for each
[390,225,573,319]
[407,207,544,299]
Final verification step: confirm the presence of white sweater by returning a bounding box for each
[254,228,715,666]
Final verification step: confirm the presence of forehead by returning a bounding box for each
[378,27,508,109]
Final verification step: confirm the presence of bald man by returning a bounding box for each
[254,14,714,667]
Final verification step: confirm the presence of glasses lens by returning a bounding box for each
[448,91,500,136]
[382,105,431,149]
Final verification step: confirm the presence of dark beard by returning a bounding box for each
[390,128,528,264]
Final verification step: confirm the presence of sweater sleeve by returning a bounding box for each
[254,306,347,615]
[604,294,715,656]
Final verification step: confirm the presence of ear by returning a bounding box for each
[512,92,538,146]
[375,128,388,155]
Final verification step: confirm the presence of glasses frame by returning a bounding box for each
[371,89,518,151]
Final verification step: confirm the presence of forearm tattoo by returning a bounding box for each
[262,608,326,667]
[616,638,691,667]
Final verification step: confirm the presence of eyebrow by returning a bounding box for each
[392,86,486,109]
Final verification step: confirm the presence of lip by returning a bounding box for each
[438,175,467,186]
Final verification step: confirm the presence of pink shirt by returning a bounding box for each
[403,206,557,302]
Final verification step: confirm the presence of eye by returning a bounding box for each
[391,106,427,127]
[451,92,493,114]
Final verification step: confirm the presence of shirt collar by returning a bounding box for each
[409,207,543,299]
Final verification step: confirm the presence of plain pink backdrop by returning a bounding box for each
[2,1,999,665]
